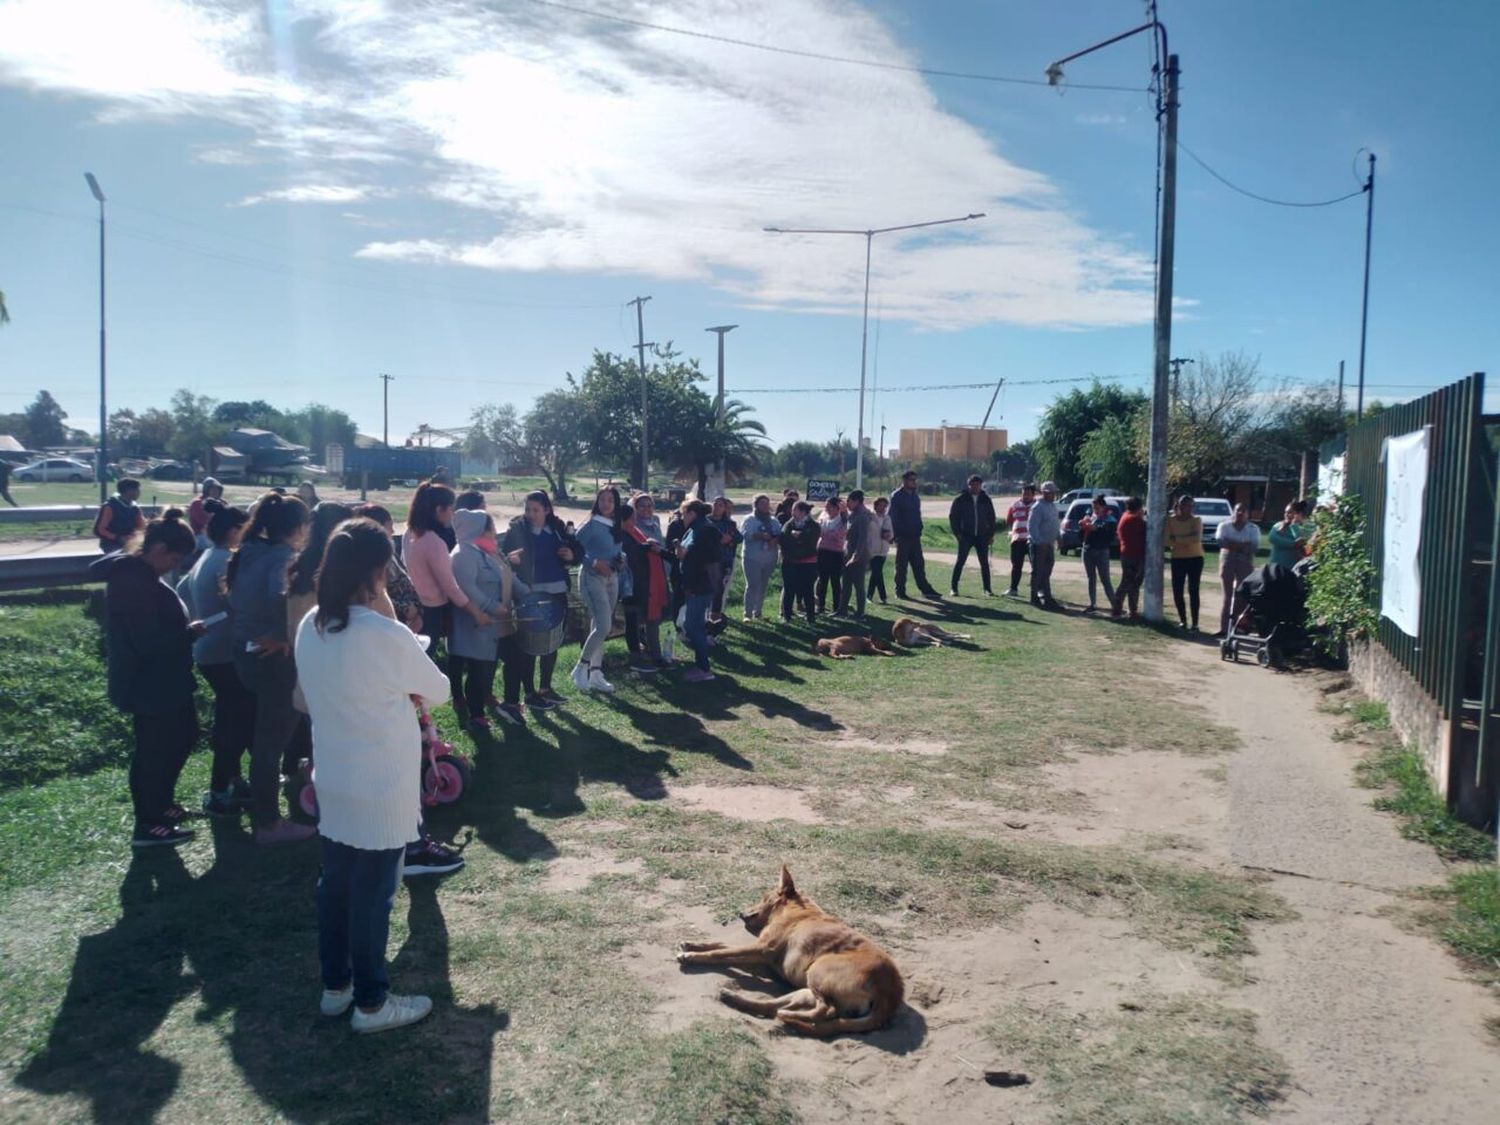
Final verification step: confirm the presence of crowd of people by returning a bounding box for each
[86,467,1317,1033]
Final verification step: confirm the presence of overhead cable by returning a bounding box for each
[1179,143,1367,208]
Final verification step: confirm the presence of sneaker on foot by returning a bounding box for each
[255,818,317,846]
[570,662,590,690]
[629,659,659,674]
[132,823,194,849]
[495,702,527,727]
[525,692,558,711]
[403,838,466,877]
[540,688,566,706]
[982,589,996,598]
[683,667,716,683]
[587,668,615,693]
[320,985,354,1017]
[1004,588,1021,599]
[351,994,433,1034]
[202,790,244,817]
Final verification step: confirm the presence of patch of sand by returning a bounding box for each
[668,783,823,824]
[622,900,1224,1124]
[541,851,645,892]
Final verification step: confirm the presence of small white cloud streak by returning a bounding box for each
[0,0,1163,330]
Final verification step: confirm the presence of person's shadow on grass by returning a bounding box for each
[16,849,196,1124]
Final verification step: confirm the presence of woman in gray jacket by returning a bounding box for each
[450,509,525,731]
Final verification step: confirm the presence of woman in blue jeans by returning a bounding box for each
[676,500,720,682]
[294,518,452,1034]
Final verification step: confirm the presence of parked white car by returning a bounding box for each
[12,457,96,482]
[1194,497,1233,550]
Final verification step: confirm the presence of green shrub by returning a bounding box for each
[1305,493,1378,655]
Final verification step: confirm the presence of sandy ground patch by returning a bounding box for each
[540,850,646,892]
[819,733,951,757]
[667,783,823,824]
[620,899,1225,1124]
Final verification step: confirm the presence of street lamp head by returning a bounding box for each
[84,172,105,202]
[706,324,738,334]
[1045,62,1065,86]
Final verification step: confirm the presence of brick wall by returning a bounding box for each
[1349,638,1450,796]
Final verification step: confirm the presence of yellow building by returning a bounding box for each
[898,426,1008,462]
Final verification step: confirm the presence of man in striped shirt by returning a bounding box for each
[1004,483,1036,598]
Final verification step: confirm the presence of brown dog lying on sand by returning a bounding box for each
[813,635,894,659]
[675,866,905,1037]
[891,616,973,647]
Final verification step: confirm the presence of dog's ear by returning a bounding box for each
[779,864,797,896]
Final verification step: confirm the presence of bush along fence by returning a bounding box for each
[1325,371,1498,832]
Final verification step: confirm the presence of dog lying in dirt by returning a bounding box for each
[675,865,905,1037]
[813,635,895,659]
[891,617,973,647]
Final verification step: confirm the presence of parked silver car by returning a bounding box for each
[1194,497,1233,551]
[12,457,95,483]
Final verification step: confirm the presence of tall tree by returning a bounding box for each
[523,390,586,501]
[168,390,224,464]
[466,403,525,466]
[670,398,770,497]
[1077,415,1147,493]
[23,391,68,448]
[569,346,712,488]
[1134,351,1264,493]
[776,440,834,479]
[283,404,358,461]
[1033,381,1149,489]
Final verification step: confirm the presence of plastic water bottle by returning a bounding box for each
[662,628,675,662]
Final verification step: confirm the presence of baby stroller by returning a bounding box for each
[1221,561,1311,669]
[285,705,472,822]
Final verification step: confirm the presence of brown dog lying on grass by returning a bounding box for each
[675,866,905,1037]
[891,616,973,647]
[813,635,895,659]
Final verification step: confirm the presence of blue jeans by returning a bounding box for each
[684,592,713,671]
[317,836,404,1009]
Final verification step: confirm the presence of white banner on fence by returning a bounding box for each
[1317,453,1346,499]
[1380,427,1429,637]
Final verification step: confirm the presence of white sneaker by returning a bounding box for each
[350,993,433,1034]
[570,663,590,691]
[587,668,615,693]
[320,985,353,1017]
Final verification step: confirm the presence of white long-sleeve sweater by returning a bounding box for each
[294,605,451,850]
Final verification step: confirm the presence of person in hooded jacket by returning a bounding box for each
[778,501,820,623]
[450,509,526,730]
[228,491,318,846]
[501,491,581,708]
[91,509,204,848]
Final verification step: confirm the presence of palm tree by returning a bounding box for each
[675,398,770,497]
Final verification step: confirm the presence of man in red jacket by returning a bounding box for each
[1113,496,1147,618]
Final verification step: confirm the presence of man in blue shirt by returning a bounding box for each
[888,471,941,600]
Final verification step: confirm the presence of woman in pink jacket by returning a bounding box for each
[402,480,490,719]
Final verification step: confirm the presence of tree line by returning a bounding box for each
[1030,353,1377,495]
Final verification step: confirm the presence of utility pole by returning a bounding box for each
[1143,52,1180,625]
[1356,153,1376,418]
[378,373,394,446]
[706,325,737,422]
[628,296,654,492]
[1169,356,1192,404]
[1336,359,1346,417]
[84,173,107,503]
[1047,17,1175,624]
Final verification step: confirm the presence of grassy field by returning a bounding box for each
[0,562,1303,1123]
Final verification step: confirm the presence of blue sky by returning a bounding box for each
[1,0,1495,452]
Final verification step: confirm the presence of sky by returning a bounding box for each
[0,0,1496,454]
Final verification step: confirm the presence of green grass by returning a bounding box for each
[1443,868,1500,968]
[0,562,1291,1122]
[1354,746,1495,862]
[987,993,1287,1124]
[1349,699,1390,729]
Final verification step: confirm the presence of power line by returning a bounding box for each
[1179,143,1367,208]
[735,375,1140,394]
[523,0,1148,93]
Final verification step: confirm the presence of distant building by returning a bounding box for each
[898,425,1008,462]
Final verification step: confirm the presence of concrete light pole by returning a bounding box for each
[84,172,107,502]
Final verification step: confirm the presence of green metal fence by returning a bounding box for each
[1340,372,1494,809]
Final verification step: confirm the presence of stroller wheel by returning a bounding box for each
[1220,640,1233,661]
[425,755,469,804]
[1256,646,1272,668]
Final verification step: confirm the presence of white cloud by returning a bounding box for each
[0,0,1160,330]
[237,183,387,206]
[1075,113,1128,126]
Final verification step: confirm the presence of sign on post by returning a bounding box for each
[806,478,840,502]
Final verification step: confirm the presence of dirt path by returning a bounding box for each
[1178,641,1499,1123]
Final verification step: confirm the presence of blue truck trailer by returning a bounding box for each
[342,446,461,489]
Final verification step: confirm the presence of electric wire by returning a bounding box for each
[735,375,1139,395]
[523,0,1148,93]
[1179,143,1367,208]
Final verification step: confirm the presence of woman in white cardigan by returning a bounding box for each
[294,517,451,1034]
